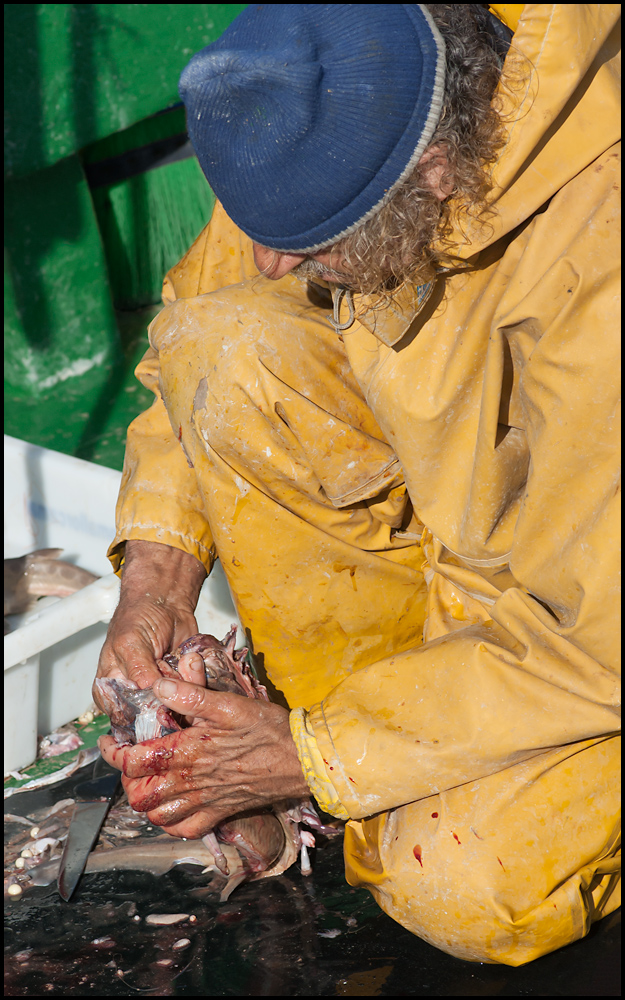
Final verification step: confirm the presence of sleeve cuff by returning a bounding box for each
[107,527,215,577]
[289,707,350,820]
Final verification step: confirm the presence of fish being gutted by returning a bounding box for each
[95,627,339,898]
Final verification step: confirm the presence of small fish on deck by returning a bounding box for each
[4,548,99,632]
[5,791,245,897]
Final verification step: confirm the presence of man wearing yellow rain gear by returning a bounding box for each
[97,5,621,965]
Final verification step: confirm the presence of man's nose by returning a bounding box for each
[252,244,307,279]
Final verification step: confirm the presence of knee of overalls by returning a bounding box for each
[150,272,411,526]
[343,734,621,965]
[146,274,429,708]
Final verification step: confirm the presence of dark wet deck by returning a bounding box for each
[4,770,621,997]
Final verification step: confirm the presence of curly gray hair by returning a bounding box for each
[319,5,519,298]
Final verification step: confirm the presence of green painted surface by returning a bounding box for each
[4,304,160,471]
[4,4,237,469]
[5,4,248,178]
[5,155,119,399]
[4,713,112,789]
[86,107,216,309]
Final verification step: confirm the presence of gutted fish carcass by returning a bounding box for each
[93,677,182,746]
[95,627,340,899]
[4,548,99,617]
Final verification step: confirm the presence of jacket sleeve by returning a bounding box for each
[108,203,258,573]
[301,453,620,819]
[295,159,621,821]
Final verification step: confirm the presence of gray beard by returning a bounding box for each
[291,257,354,287]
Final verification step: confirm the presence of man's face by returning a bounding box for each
[252,244,354,286]
[252,145,451,290]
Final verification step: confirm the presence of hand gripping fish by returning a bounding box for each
[95,627,339,898]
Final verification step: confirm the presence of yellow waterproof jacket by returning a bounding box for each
[110,6,620,960]
[308,2,621,817]
[113,1,619,791]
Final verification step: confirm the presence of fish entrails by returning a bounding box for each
[95,627,340,898]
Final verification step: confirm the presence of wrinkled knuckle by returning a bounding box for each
[115,632,143,657]
[190,687,209,708]
[126,778,161,813]
[123,761,140,780]
[152,799,184,826]
[176,686,206,712]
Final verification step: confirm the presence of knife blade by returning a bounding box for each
[57,751,121,901]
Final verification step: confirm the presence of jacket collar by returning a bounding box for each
[335,276,444,347]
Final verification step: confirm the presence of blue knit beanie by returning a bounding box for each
[179,4,446,252]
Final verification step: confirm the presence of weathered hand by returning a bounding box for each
[94,540,206,702]
[98,677,310,839]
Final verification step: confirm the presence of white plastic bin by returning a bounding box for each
[4,435,242,773]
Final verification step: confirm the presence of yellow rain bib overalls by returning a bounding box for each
[109,5,621,964]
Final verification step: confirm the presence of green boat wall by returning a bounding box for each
[5,4,246,469]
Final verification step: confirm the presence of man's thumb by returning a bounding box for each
[153,677,229,720]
